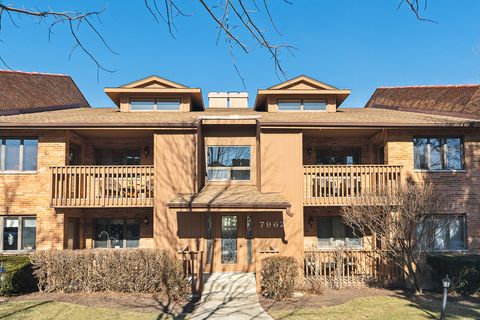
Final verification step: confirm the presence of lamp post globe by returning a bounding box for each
[442,275,451,289]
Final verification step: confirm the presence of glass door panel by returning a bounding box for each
[221,215,238,264]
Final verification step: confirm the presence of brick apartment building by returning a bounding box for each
[0,70,478,275]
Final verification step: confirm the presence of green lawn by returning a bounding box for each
[0,300,164,320]
[270,296,480,320]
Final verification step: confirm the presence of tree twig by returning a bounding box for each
[0,4,116,75]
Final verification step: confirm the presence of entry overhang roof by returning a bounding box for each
[167,185,292,215]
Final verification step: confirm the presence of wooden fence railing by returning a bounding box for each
[178,250,204,295]
[303,165,402,206]
[51,165,154,207]
[304,250,402,288]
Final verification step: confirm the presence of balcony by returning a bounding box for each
[51,165,154,208]
[303,165,402,206]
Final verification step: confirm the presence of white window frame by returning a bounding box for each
[277,99,327,112]
[129,98,181,111]
[0,216,36,252]
[206,146,251,182]
[0,138,38,173]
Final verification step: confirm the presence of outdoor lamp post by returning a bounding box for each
[0,262,6,302]
[440,274,451,320]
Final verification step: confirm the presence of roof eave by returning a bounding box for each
[259,121,480,128]
[0,122,199,129]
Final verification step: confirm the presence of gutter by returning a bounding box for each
[168,201,292,216]
[259,121,480,129]
[0,122,199,129]
[198,115,261,120]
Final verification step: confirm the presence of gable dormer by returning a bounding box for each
[254,75,350,112]
[104,76,204,112]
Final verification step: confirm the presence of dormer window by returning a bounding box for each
[130,98,181,111]
[277,99,327,111]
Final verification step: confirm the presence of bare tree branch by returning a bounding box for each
[341,183,446,293]
[398,0,438,23]
[197,0,294,80]
[0,4,116,76]
[198,0,250,53]
[0,1,292,81]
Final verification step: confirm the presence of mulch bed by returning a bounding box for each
[260,287,394,312]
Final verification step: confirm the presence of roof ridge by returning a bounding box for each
[0,69,68,77]
[378,84,480,89]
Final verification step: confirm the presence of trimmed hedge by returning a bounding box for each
[260,256,298,301]
[0,255,37,296]
[31,249,189,301]
[427,254,480,295]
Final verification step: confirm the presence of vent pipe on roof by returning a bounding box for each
[208,92,248,109]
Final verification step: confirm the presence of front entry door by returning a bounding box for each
[211,214,254,272]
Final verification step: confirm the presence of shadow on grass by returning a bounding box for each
[394,290,480,320]
[0,300,53,319]
[152,294,200,320]
[262,288,480,320]
[114,292,200,320]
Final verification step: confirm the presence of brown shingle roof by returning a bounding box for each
[0,70,90,115]
[168,185,290,210]
[0,106,477,128]
[365,85,480,119]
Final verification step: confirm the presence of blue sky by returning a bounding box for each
[1,1,480,108]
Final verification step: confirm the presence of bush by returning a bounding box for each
[303,277,324,295]
[427,254,480,295]
[30,249,189,301]
[260,256,298,301]
[0,255,37,296]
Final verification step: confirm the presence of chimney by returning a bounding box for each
[208,92,248,109]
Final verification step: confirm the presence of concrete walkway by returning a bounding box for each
[189,272,272,320]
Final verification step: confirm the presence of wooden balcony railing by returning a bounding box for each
[303,165,402,206]
[304,250,402,288]
[51,165,154,207]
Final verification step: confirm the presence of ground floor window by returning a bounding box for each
[316,216,362,248]
[418,215,466,251]
[1,216,36,251]
[94,219,140,248]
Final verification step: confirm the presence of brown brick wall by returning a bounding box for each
[0,129,155,251]
[0,130,67,250]
[1,127,479,255]
[385,128,480,252]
